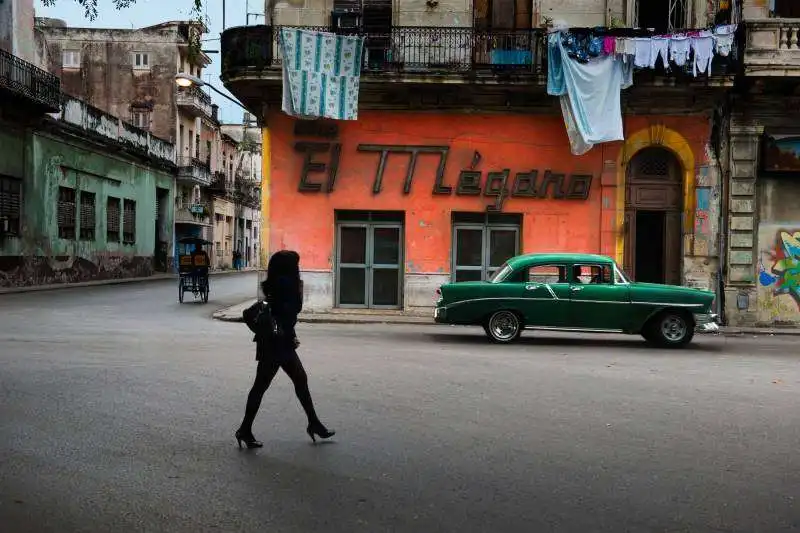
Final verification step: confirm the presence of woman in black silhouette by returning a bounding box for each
[236,250,334,447]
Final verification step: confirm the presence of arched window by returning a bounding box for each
[628,147,682,182]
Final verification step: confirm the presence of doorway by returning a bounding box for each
[154,187,169,272]
[624,147,683,285]
[335,211,404,309]
[636,0,687,33]
[634,211,665,283]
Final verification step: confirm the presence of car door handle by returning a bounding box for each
[525,284,540,291]
[571,286,584,292]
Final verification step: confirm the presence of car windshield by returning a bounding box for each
[490,263,513,283]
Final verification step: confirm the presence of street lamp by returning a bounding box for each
[174,73,249,111]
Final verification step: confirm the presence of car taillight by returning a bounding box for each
[436,288,441,296]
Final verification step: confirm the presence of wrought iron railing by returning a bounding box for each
[0,48,61,111]
[222,25,546,76]
[221,24,738,79]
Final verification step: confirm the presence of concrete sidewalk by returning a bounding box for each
[0,268,258,296]
[213,298,800,336]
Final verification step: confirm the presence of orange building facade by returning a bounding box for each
[266,111,717,313]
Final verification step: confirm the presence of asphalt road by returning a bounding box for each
[1,274,799,533]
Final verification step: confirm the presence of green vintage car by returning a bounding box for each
[434,253,719,348]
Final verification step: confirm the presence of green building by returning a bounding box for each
[0,52,176,287]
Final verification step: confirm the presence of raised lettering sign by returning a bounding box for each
[293,139,593,211]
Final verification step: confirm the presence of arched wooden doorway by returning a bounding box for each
[624,147,683,285]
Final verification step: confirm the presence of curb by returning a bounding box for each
[212,302,800,336]
[0,269,258,296]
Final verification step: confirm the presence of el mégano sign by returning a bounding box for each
[294,142,593,212]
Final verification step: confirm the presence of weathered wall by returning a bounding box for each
[0,0,11,54]
[755,177,800,326]
[280,0,721,29]
[39,26,179,143]
[0,127,175,287]
[0,126,26,179]
[0,0,35,61]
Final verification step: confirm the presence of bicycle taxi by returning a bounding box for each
[177,237,211,304]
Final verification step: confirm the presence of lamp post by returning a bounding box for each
[174,73,248,110]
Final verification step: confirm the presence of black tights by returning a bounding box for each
[239,349,319,434]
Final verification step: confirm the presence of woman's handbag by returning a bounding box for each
[242,301,281,341]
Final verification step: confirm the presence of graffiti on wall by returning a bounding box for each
[758,230,800,307]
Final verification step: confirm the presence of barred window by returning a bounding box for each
[123,199,136,244]
[79,191,96,240]
[58,187,76,239]
[0,176,21,236]
[107,197,121,242]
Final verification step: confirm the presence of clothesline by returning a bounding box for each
[547,24,738,156]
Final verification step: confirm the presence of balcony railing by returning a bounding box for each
[177,157,212,187]
[222,24,742,82]
[176,85,213,117]
[0,48,61,112]
[209,171,230,195]
[746,19,800,75]
[222,25,546,77]
[175,203,212,226]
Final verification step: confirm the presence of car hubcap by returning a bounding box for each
[491,312,519,341]
[661,315,687,342]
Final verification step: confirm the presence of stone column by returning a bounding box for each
[724,122,763,326]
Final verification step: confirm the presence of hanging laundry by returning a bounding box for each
[280,28,365,120]
[669,36,692,68]
[615,37,636,61]
[693,35,715,75]
[633,38,652,68]
[548,32,630,154]
[603,36,616,56]
[714,24,737,57]
[650,36,670,69]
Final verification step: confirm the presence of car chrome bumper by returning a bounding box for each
[433,306,447,323]
[695,313,720,334]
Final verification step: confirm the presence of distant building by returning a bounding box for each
[208,122,262,270]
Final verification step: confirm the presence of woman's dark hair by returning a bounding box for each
[261,250,300,298]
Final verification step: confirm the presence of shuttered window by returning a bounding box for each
[107,197,121,242]
[0,176,21,236]
[79,191,96,240]
[58,187,76,239]
[123,199,136,244]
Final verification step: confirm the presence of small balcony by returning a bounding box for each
[0,48,61,113]
[176,85,213,118]
[221,24,738,115]
[222,24,545,78]
[174,202,212,227]
[208,171,231,195]
[745,19,800,76]
[177,157,212,187]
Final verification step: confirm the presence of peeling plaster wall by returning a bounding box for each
[0,125,176,287]
[38,25,182,144]
[683,138,723,296]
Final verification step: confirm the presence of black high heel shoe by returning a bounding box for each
[235,429,263,449]
[306,422,335,443]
